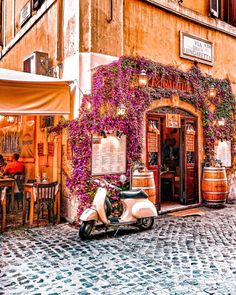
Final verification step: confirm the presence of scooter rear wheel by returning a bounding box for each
[138,217,154,230]
[79,221,94,239]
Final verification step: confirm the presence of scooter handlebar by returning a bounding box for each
[92,178,121,190]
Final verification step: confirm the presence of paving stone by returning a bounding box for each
[1,204,236,294]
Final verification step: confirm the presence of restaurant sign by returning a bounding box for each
[180,32,214,66]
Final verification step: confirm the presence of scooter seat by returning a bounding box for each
[120,189,148,199]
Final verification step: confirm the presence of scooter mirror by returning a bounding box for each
[120,174,126,183]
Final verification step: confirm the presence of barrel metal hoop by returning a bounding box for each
[204,192,228,195]
[203,178,227,181]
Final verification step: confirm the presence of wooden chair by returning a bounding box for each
[33,181,59,226]
[6,174,25,212]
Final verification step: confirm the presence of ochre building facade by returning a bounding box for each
[0,0,235,218]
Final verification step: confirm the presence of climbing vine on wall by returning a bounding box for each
[56,56,234,213]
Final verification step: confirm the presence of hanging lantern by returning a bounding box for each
[208,85,217,99]
[117,103,126,116]
[138,70,148,87]
[218,118,225,126]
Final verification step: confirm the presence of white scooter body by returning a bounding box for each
[79,180,158,238]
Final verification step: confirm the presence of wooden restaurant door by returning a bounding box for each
[180,118,198,205]
[146,110,198,209]
[146,117,161,210]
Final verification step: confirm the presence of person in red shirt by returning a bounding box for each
[3,153,24,175]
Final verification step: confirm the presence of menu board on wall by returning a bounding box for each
[186,134,195,152]
[214,140,232,167]
[148,132,158,152]
[92,134,126,175]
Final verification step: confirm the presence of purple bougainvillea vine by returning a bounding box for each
[54,56,234,213]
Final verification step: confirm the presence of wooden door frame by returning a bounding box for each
[146,109,199,208]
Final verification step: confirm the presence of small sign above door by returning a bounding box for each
[166,114,181,128]
[180,32,214,66]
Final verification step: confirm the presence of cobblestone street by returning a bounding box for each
[1,204,236,295]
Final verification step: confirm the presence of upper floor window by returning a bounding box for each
[32,0,45,11]
[210,0,236,27]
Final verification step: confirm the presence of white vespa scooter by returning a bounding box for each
[79,176,158,239]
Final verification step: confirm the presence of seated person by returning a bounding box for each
[0,154,7,172]
[3,153,24,176]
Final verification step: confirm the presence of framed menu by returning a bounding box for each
[91,134,126,175]
[186,134,195,151]
[214,140,232,167]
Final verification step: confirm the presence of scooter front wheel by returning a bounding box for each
[138,217,154,230]
[79,221,94,239]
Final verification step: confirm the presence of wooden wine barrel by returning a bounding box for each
[202,167,228,206]
[132,170,156,204]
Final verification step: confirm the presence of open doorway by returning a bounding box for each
[146,107,198,211]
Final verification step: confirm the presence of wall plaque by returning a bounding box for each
[180,32,214,66]
[214,140,232,167]
[92,134,126,175]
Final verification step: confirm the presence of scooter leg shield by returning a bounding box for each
[80,208,98,221]
[132,202,158,219]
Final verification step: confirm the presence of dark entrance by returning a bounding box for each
[146,107,198,210]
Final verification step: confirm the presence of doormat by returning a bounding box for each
[168,208,205,217]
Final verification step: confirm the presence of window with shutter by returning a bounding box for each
[210,0,220,17]
[0,0,3,47]
[220,0,236,27]
[229,0,236,26]
[32,0,45,11]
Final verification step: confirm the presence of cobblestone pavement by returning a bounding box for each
[1,204,236,295]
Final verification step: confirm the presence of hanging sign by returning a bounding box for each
[91,134,126,175]
[48,142,54,157]
[38,143,44,156]
[166,114,180,128]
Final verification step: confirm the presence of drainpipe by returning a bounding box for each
[57,0,63,78]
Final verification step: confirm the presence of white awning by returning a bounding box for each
[0,68,74,115]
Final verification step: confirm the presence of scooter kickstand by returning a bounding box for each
[113,227,120,237]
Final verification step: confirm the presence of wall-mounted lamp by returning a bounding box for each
[87,102,91,110]
[138,70,148,87]
[213,118,225,127]
[218,118,225,126]
[7,116,16,123]
[208,85,217,99]
[117,103,126,116]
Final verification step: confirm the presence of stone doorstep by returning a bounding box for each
[158,203,202,215]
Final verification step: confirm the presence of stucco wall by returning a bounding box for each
[124,0,236,81]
